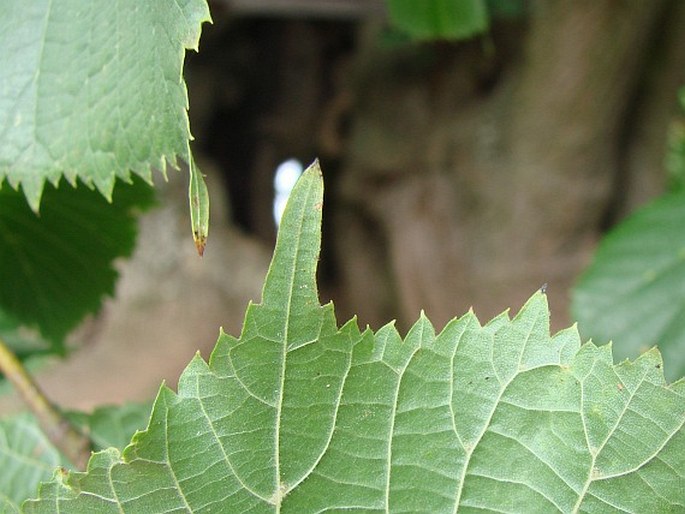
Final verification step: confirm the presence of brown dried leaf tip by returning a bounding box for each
[194,233,207,257]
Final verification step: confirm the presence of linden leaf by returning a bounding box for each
[23,162,685,513]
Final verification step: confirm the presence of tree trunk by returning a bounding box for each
[331,0,685,332]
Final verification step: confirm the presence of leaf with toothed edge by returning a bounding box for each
[0,0,211,211]
[22,161,685,512]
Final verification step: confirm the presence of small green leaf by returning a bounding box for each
[387,0,489,41]
[23,162,685,512]
[188,157,209,256]
[573,191,685,382]
[0,0,211,210]
[0,179,154,350]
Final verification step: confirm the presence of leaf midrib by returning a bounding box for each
[274,176,316,511]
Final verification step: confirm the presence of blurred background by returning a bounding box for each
[186,0,683,329]
[3,0,685,410]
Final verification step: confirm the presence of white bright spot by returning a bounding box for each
[273,158,304,226]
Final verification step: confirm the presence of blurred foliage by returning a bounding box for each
[384,0,527,44]
[0,178,154,355]
[387,0,489,40]
[665,90,685,192]
[574,189,685,382]
[486,0,528,19]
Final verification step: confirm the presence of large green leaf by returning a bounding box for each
[387,0,489,41]
[0,0,210,210]
[0,179,154,351]
[572,191,685,383]
[23,162,685,512]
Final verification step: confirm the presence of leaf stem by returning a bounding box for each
[0,336,91,469]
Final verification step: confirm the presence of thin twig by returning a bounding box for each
[0,336,91,469]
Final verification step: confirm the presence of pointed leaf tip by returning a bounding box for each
[193,234,207,256]
[261,160,323,311]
